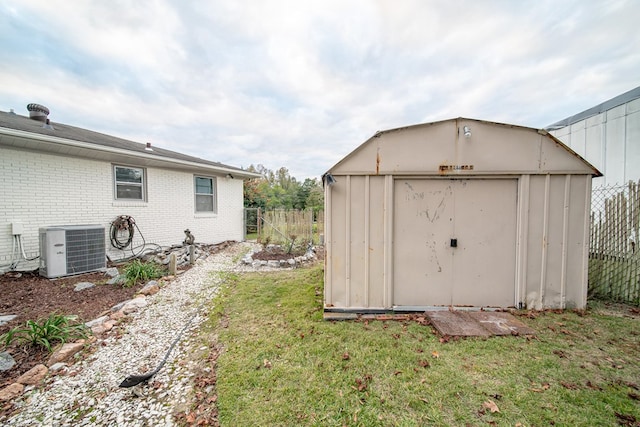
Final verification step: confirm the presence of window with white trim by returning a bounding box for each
[194,175,216,212]
[114,165,146,200]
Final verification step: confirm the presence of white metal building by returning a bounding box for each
[323,118,601,311]
[547,86,640,188]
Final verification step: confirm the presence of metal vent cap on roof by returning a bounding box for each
[26,103,50,122]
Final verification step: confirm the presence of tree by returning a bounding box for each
[243,165,323,211]
[305,184,324,215]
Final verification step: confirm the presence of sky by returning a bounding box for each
[1,1,638,181]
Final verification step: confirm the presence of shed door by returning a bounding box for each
[393,179,517,307]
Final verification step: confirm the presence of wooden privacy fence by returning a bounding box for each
[589,180,640,305]
[246,209,324,246]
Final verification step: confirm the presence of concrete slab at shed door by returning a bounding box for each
[393,178,517,308]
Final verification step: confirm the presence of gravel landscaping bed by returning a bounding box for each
[1,241,275,426]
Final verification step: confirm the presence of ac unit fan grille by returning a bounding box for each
[65,228,106,274]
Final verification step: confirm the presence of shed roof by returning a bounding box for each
[327,117,602,177]
[0,109,260,179]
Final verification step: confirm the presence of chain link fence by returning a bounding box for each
[589,181,640,305]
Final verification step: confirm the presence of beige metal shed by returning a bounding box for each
[323,118,602,312]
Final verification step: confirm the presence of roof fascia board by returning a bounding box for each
[0,127,260,179]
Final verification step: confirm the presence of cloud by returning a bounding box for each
[1,0,639,179]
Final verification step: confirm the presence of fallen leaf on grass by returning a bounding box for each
[483,400,500,413]
[553,350,567,358]
[624,381,639,390]
[342,352,350,360]
[615,412,637,426]
[353,375,372,392]
[418,359,430,368]
[561,382,579,390]
[629,392,640,401]
[586,381,602,391]
[530,383,550,392]
[431,351,439,359]
[263,359,272,369]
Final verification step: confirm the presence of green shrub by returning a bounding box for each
[1,313,89,352]
[123,259,165,288]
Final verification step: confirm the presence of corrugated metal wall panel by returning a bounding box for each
[349,176,367,307]
[368,176,386,308]
[625,110,640,180]
[327,172,594,311]
[521,174,590,309]
[326,177,347,307]
[565,175,590,308]
[543,175,569,308]
[552,98,640,187]
[605,114,626,185]
[525,175,546,309]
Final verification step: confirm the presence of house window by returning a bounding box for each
[114,165,145,200]
[195,176,216,212]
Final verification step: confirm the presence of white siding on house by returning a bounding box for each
[550,97,640,187]
[1,147,244,269]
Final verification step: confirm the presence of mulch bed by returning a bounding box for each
[0,269,145,388]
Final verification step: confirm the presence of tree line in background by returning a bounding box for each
[243,164,324,214]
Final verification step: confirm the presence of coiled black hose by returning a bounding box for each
[110,215,136,250]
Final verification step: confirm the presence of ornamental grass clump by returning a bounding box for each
[123,260,165,288]
[1,313,89,352]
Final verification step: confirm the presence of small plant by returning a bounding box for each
[1,313,89,352]
[260,235,271,249]
[123,259,165,288]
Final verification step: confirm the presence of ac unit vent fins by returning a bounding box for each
[39,225,106,278]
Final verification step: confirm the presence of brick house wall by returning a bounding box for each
[0,147,244,270]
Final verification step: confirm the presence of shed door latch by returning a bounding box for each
[450,238,457,248]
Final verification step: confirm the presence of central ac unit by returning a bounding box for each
[39,225,106,278]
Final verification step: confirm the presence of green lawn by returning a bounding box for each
[188,266,640,427]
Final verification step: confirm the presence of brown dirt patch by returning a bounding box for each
[251,245,324,261]
[0,269,144,388]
